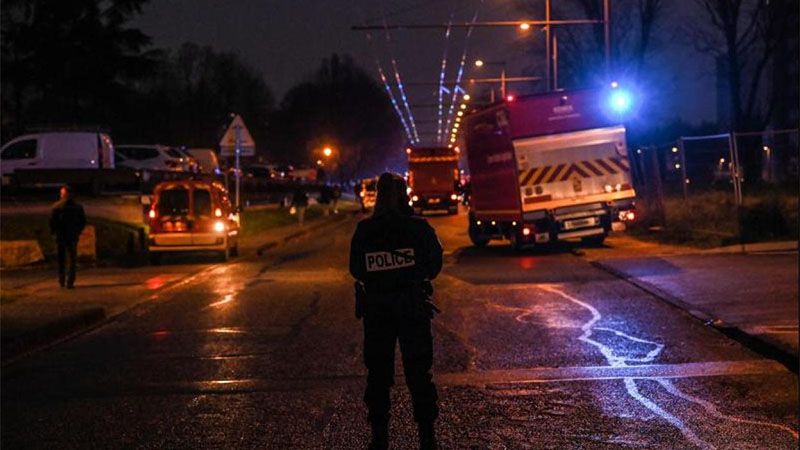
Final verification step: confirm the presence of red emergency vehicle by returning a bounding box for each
[463,87,637,249]
[406,146,460,215]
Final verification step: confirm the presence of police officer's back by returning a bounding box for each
[349,173,443,450]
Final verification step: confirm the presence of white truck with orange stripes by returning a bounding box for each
[463,87,637,249]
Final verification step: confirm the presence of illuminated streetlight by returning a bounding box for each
[316,159,323,166]
[460,104,467,110]
[474,59,484,67]
[519,22,531,31]
[671,147,678,153]
[457,111,464,117]
[323,147,333,157]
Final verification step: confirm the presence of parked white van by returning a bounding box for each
[1,131,115,180]
[1,131,136,193]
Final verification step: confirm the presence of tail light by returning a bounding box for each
[619,210,636,222]
[149,209,156,219]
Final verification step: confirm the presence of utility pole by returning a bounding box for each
[235,123,241,209]
[604,0,611,77]
[553,32,559,90]
[545,0,551,91]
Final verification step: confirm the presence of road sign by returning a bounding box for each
[219,115,256,156]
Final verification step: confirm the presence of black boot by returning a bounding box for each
[368,420,389,450]
[418,422,437,450]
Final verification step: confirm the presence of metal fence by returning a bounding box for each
[630,129,799,245]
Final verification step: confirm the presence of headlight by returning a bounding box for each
[604,184,614,193]
[411,195,419,202]
[214,208,223,217]
[214,221,225,233]
[450,194,458,200]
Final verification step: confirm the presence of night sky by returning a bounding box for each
[135,0,717,143]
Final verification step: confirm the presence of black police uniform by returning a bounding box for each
[49,198,86,288]
[349,210,443,434]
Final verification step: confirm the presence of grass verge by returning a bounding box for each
[1,214,147,261]
[632,189,798,248]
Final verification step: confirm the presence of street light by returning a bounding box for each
[519,22,531,31]
[473,59,506,101]
[323,147,333,157]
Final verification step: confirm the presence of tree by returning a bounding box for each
[269,54,403,181]
[693,0,794,131]
[515,0,664,89]
[1,0,155,138]
[132,43,274,153]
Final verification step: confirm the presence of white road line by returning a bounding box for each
[533,284,798,448]
[657,378,799,440]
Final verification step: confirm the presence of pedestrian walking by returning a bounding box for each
[331,184,342,214]
[291,187,309,226]
[50,185,86,289]
[319,184,332,216]
[349,172,443,450]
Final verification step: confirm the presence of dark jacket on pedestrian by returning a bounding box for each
[319,185,332,204]
[50,198,86,243]
[291,188,309,208]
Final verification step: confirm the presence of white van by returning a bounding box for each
[1,132,115,182]
[186,148,221,175]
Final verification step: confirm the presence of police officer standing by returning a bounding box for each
[50,185,86,288]
[350,173,443,450]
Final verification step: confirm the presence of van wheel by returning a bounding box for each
[149,252,162,265]
[581,234,606,247]
[218,247,230,262]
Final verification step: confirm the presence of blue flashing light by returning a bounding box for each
[608,89,632,113]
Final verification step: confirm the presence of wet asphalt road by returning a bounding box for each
[2,212,798,449]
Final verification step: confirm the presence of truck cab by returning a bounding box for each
[464,87,637,249]
[406,146,460,215]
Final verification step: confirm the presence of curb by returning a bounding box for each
[255,212,355,256]
[1,307,106,363]
[590,260,799,374]
[700,240,798,255]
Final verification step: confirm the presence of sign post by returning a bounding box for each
[220,114,256,209]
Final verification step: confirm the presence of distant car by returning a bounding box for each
[186,148,221,175]
[1,131,116,181]
[174,147,199,172]
[147,179,239,263]
[115,145,188,172]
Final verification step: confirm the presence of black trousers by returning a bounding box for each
[363,292,438,425]
[57,240,78,286]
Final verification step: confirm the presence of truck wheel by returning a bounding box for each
[90,177,104,196]
[509,232,525,251]
[581,234,606,247]
[468,221,489,247]
[149,252,162,265]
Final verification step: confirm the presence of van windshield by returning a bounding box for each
[158,188,189,216]
[194,189,212,216]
